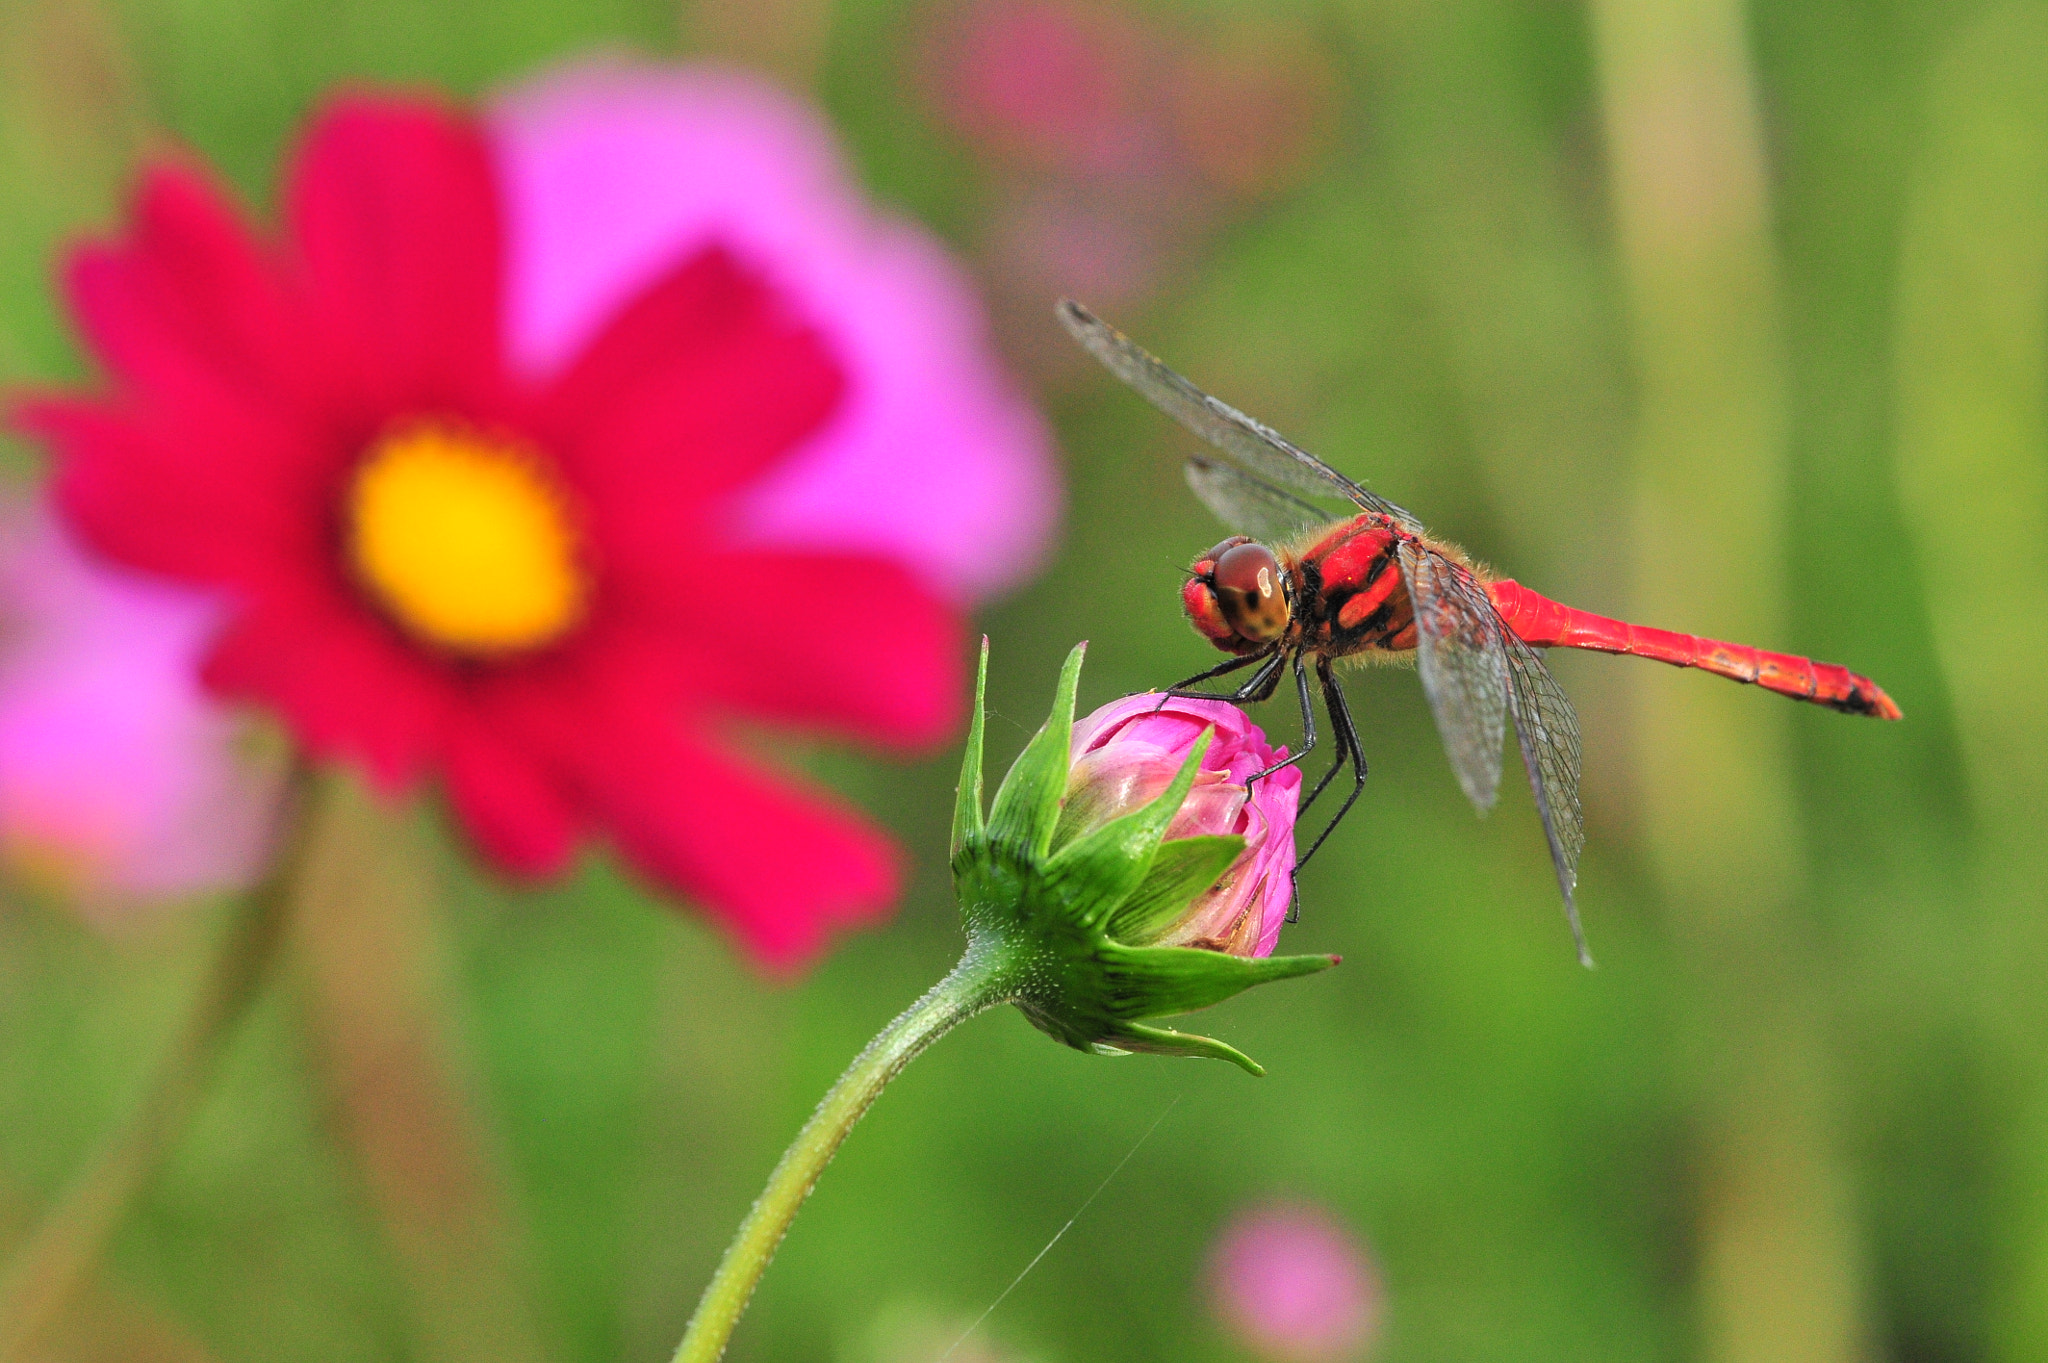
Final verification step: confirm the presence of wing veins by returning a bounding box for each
[1184,455,1333,541]
[1501,631,1589,965]
[1058,300,1423,532]
[1399,543,1508,814]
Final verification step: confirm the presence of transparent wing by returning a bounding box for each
[1399,543,1508,813]
[1501,631,1590,965]
[1184,455,1332,541]
[1058,300,1424,533]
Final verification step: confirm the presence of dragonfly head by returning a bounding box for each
[1184,537,1291,654]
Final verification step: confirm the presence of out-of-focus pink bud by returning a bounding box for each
[1062,693,1300,956]
[1207,1200,1383,1363]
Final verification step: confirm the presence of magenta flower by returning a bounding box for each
[1065,693,1299,956]
[1207,1200,1383,1363]
[491,56,1059,605]
[0,497,276,918]
[17,62,1057,969]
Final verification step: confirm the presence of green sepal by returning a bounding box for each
[1104,835,1244,945]
[1097,1021,1266,1076]
[1041,730,1213,934]
[950,637,991,860]
[984,642,1085,861]
[1095,941,1338,1017]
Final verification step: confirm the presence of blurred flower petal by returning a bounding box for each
[0,499,274,916]
[491,58,1060,603]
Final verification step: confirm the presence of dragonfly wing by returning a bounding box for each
[1058,300,1425,532]
[1500,630,1589,964]
[1399,543,1508,813]
[1185,455,1332,541]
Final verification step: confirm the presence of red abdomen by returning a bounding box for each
[1488,579,1902,719]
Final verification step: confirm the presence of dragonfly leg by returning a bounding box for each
[1246,657,1316,786]
[1163,649,1269,694]
[1297,696,1353,818]
[1293,659,1368,877]
[1162,647,1284,707]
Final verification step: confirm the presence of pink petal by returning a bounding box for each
[0,501,278,915]
[488,57,1059,604]
[1072,692,1299,953]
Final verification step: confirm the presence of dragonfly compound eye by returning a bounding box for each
[1212,542,1290,644]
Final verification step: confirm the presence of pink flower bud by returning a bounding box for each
[1207,1200,1383,1363]
[1063,693,1300,956]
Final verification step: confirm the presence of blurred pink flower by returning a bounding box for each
[490,56,1059,605]
[914,0,1339,332]
[1206,1200,1382,1363]
[0,498,275,918]
[918,0,1156,176]
[1066,693,1298,956]
[19,62,1057,966]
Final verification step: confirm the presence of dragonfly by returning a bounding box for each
[1057,300,1901,964]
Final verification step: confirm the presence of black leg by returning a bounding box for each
[1246,657,1316,785]
[1293,660,1368,876]
[1161,650,1269,696]
[1298,691,1353,818]
[1165,648,1287,708]
[1241,652,1289,704]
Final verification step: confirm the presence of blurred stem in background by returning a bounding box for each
[0,765,314,1363]
[1891,8,2048,1359]
[1587,0,1873,1360]
[1,1167,225,1363]
[292,777,554,1363]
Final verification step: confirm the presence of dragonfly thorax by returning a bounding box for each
[1184,537,1293,655]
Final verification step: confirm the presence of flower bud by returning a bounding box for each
[950,641,1335,1074]
[1058,694,1299,957]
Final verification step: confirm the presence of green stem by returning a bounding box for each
[672,943,1011,1363]
[0,765,318,1362]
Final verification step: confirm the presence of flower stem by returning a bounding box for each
[0,764,318,1363]
[671,944,1011,1363]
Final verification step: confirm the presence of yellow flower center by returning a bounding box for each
[346,422,589,655]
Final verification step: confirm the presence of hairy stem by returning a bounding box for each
[671,945,1009,1363]
[0,765,317,1362]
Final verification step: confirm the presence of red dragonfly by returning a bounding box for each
[1058,301,1900,963]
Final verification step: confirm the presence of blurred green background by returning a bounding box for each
[3,0,2046,1360]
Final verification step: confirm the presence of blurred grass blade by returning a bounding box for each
[1586,0,1874,1358]
[1892,8,2048,1357]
